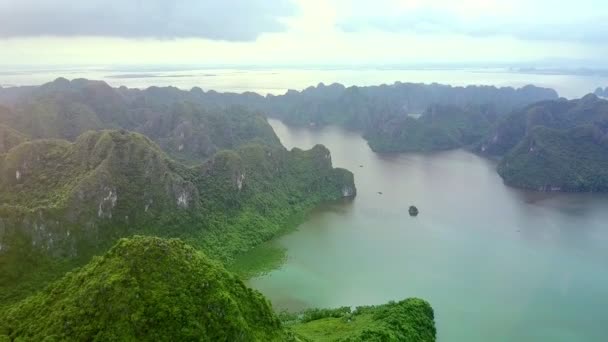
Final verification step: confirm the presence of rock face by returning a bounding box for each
[0,131,355,258]
[341,185,356,197]
[0,236,288,341]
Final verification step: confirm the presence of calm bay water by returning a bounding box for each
[249,119,608,342]
[1,67,607,99]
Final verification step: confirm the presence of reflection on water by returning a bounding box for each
[249,119,608,342]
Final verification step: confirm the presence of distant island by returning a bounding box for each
[594,87,608,98]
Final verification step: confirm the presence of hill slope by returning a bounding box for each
[497,124,608,191]
[0,123,27,154]
[0,80,559,156]
[0,78,280,164]
[476,95,608,191]
[366,104,499,152]
[0,236,436,342]
[0,236,287,341]
[0,130,355,303]
[479,94,608,156]
[259,83,557,130]
[287,299,436,342]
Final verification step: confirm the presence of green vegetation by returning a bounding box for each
[0,78,281,164]
[285,299,436,341]
[479,94,608,191]
[479,94,608,156]
[0,237,435,341]
[0,236,288,341]
[254,83,555,153]
[0,123,27,154]
[0,129,355,304]
[258,83,556,131]
[498,125,608,191]
[366,104,499,152]
[0,80,558,158]
[0,79,441,341]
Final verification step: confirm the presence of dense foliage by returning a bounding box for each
[478,94,608,156]
[0,79,558,157]
[497,125,608,191]
[476,94,608,191]
[0,78,280,164]
[254,82,556,153]
[0,123,27,154]
[0,237,435,341]
[0,129,355,304]
[0,79,441,341]
[365,104,499,152]
[0,236,288,341]
[257,82,557,130]
[285,299,436,341]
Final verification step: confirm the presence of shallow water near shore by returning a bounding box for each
[248,119,608,342]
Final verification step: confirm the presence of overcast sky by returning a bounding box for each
[0,0,606,66]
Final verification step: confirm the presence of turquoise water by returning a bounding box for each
[249,119,608,341]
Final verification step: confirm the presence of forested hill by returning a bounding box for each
[0,236,289,341]
[0,79,440,340]
[258,82,558,129]
[479,94,608,156]
[365,103,500,152]
[0,236,436,341]
[0,123,27,154]
[0,129,355,303]
[478,94,608,191]
[0,78,280,164]
[0,79,558,156]
[0,79,357,304]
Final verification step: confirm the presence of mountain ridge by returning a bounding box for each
[0,128,355,304]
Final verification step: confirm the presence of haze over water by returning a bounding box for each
[2,67,608,99]
[249,119,608,342]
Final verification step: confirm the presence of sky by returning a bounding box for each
[0,0,606,67]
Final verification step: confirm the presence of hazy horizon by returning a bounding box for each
[1,0,607,67]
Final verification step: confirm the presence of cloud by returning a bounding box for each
[335,0,608,43]
[0,0,297,41]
